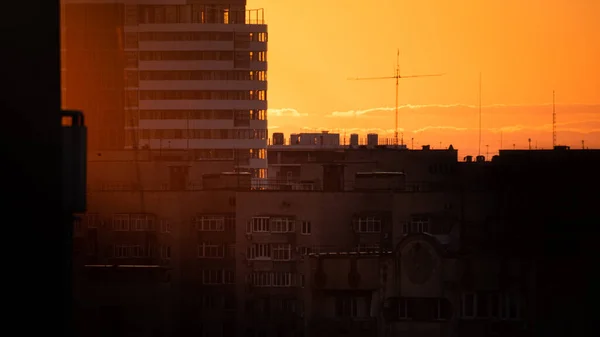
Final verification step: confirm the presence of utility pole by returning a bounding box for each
[478,72,482,156]
[348,49,443,146]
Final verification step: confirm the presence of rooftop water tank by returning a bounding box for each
[367,133,378,147]
[350,134,359,146]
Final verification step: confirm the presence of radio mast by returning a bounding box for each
[348,49,443,146]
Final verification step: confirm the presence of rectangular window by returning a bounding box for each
[85,213,100,228]
[461,293,476,319]
[112,214,130,231]
[335,298,359,318]
[160,245,171,259]
[355,216,381,233]
[202,269,224,285]
[301,221,311,235]
[198,243,225,258]
[272,244,291,261]
[248,244,271,260]
[298,246,312,256]
[193,215,225,231]
[410,216,430,233]
[477,292,489,318]
[357,244,380,253]
[272,272,293,287]
[224,270,235,284]
[249,272,294,287]
[160,220,172,233]
[131,214,155,231]
[270,217,294,233]
[398,298,409,319]
[249,272,272,287]
[251,217,269,232]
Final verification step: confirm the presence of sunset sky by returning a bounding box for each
[248,0,600,157]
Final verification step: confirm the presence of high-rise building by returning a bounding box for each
[61,0,269,179]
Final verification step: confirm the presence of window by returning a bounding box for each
[85,213,100,228]
[160,220,172,233]
[271,217,294,233]
[249,272,271,287]
[114,245,147,258]
[227,244,236,258]
[461,293,476,318]
[298,246,312,256]
[193,216,225,231]
[160,245,171,259]
[272,244,291,261]
[200,294,220,309]
[357,244,380,253]
[73,217,82,235]
[398,298,409,319]
[198,243,225,258]
[131,214,155,231]
[301,221,311,235]
[335,298,358,318]
[114,245,129,258]
[248,244,270,260]
[224,270,235,284]
[410,216,430,233]
[460,292,520,320]
[202,269,224,285]
[272,272,293,287]
[433,298,452,320]
[249,272,294,287]
[355,216,381,233]
[251,217,269,232]
[112,214,130,231]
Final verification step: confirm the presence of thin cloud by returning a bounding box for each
[412,126,468,133]
[325,104,600,118]
[268,108,308,117]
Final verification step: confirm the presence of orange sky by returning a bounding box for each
[248,0,600,156]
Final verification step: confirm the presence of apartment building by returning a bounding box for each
[74,170,245,337]
[62,0,269,179]
[233,169,464,337]
[267,132,458,190]
[73,145,599,337]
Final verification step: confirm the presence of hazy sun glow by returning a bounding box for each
[249,0,600,156]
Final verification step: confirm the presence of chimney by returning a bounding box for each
[367,134,378,147]
[272,132,284,145]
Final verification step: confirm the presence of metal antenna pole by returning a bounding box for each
[478,72,482,156]
[347,50,443,148]
[552,90,556,147]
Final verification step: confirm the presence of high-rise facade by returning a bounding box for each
[62,0,269,179]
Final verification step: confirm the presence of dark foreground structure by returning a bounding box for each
[73,146,599,337]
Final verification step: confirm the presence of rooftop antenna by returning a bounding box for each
[552,90,556,147]
[528,138,532,150]
[348,49,444,147]
[582,140,585,149]
[478,72,482,156]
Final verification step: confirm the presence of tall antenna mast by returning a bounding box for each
[552,90,556,147]
[348,49,444,147]
[478,72,482,156]
[395,49,400,146]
